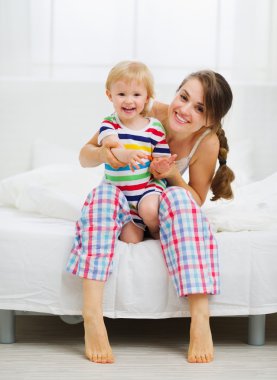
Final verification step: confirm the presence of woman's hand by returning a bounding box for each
[99,140,126,169]
[150,155,178,180]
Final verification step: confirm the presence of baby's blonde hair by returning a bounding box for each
[106,61,154,115]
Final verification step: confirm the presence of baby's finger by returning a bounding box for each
[168,154,178,164]
[150,162,158,172]
[137,153,149,160]
[131,159,140,170]
[134,155,144,162]
[152,168,165,180]
[129,163,135,172]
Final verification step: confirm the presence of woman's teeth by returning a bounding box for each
[175,113,188,123]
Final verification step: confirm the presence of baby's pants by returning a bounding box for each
[66,183,220,296]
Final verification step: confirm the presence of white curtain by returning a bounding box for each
[0,0,276,83]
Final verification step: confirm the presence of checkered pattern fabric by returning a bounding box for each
[159,187,220,296]
[66,183,132,280]
[67,183,220,296]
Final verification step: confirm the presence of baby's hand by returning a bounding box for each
[127,150,149,172]
[151,155,177,174]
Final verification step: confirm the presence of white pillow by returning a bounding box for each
[0,164,104,220]
[32,139,79,168]
[227,139,254,187]
[203,172,277,231]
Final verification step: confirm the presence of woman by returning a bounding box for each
[66,70,235,364]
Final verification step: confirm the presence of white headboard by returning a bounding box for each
[0,80,276,181]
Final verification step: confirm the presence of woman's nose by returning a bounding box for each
[180,102,191,114]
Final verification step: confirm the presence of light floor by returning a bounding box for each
[0,314,276,380]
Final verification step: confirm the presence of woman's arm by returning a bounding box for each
[151,134,219,206]
[79,131,125,169]
[186,141,218,205]
[147,101,169,127]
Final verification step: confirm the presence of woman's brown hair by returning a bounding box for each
[178,70,235,201]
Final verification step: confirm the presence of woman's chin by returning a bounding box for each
[168,122,184,133]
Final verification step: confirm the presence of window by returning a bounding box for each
[0,0,276,83]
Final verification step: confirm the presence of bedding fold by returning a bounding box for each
[0,165,277,232]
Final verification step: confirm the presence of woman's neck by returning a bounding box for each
[166,126,209,158]
[166,126,206,144]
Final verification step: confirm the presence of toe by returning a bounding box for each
[206,353,213,363]
[107,354,115,363]
[188,354,197,363]
[196,355,203,363]
[85,350,92,361]
[96,354,103,363]
[200,355,207,363]
[101,354,108,364]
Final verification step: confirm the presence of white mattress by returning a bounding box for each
[0,206,277,318]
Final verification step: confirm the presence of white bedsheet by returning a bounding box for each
[1,164,277,232]
[203,172,277,231]
[0,207,277,317]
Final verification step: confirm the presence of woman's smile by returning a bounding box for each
[174,112,190,124]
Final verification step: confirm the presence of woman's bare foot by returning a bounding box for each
[187,294,214,363]
[187,313,214,363]
[83,314,114,364]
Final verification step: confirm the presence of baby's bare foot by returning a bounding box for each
[148,227,160,240]
[187,314,214,363]
[83,314,114,364]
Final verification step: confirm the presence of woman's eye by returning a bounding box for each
[196,106,204,113]
[180,94,188,101]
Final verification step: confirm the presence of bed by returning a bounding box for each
[0,81,277,346]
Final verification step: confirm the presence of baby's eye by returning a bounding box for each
[134,93,141,97]
[118,93,125,96]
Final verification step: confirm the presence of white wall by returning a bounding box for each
[0,0,277,83]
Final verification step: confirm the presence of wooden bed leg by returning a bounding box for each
[248,314,266,346]
[0,310,16,344]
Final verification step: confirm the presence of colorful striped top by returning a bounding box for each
[98,113,171,205]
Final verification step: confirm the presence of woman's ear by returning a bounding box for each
[106,89,112,101]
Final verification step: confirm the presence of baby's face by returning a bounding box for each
[106,80,149,124]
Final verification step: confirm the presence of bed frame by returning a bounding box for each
[0,310,266,346]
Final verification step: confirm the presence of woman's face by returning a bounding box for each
[168,78,208,136]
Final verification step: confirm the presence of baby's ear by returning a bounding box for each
[106,89,112,101]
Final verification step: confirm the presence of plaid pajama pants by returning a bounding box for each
[66,183,220,296]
